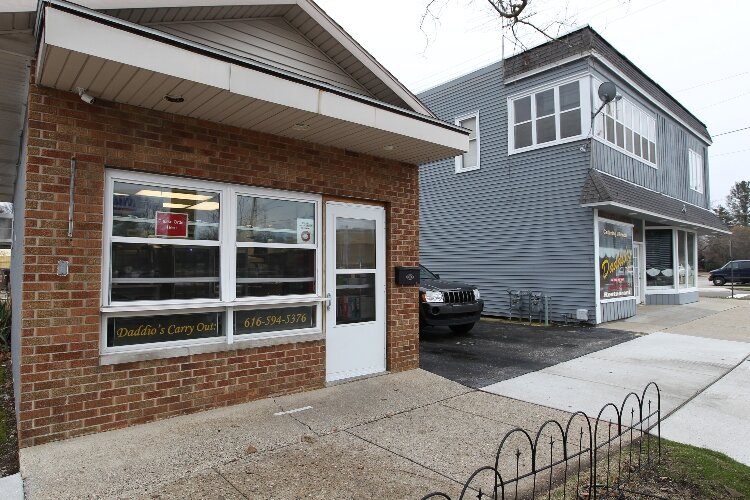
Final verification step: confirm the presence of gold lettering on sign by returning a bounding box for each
[601,249,633,280]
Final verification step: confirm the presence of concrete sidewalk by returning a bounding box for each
[483,299,750,466]
[20,369,581,500]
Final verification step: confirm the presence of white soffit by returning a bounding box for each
[38,6,467,164]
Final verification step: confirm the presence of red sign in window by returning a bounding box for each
[155,211,188,238]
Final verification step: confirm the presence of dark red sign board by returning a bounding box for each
[155,211,188,238]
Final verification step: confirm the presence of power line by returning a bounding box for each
[674,70,750,93]
[710,147,750,158]
[713,126,750,138]
[698,90,750,110]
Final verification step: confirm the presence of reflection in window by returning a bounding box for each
[236,247,315,297]
[112,181,220,240]
[110,243,220,301]
[236,196,315,244]
[645,229,674,287]
[336,218,376,269]
[336,274,375,325]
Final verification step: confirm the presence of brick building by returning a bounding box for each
[1,0,467,447]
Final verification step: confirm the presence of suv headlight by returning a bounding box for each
[473,289,481,300]
[421,291,444,303]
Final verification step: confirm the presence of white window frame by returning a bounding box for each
[101,170,323,358]
[644,226,698,293]
[455,111,480,173]
[688,148,704,193]
[592,76,658,168]
[507,74,590,155]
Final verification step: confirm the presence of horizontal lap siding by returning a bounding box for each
[419,61,597,322]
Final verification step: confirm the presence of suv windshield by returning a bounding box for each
[420,265,438,280]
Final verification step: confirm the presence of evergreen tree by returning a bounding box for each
[726,180,749,227]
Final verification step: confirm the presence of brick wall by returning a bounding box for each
[18,81,420,447]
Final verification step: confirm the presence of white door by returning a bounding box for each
[325,202,386,382]
[633,242,645,304]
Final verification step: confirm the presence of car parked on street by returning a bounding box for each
[708,260,750,286]
[419,265,484,334]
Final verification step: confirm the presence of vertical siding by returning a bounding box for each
[419,60,598,323]
[645,291,698,305]
[591,65,710,209]
[601,299,636,322]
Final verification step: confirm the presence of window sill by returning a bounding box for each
[455,165,480,174]
[508,135,586,155]
[99,331,325,365]
[600,296,637,303]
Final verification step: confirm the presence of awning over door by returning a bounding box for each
[580,169,730,234]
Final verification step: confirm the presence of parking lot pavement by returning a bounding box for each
[419,319,640,388]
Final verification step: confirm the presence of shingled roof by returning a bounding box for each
[504,26,711,142]
[580,170,729,233]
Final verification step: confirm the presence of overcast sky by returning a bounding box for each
[317,0,749,206]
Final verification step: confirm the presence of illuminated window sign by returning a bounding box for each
[107,311,223,347]
[599,220,634,300]
[235,306,316,336]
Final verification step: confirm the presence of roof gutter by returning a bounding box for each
[33,0,468,136]
[580,201,731,234]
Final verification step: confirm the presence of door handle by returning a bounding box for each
[326,292,332,311]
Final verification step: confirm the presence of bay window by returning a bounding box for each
[508,77,587,153]
[103,171,322,356]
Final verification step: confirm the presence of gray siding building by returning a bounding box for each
[418,26,728,324]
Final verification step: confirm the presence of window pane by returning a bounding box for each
[641,113,649,140]
[649,117,656,141]
[514,96,531,123]
[615,99,623,121]
[594,114,605,139]
[107,311,223,348]
[560,109,581,138]
[687,233,696,286]
[536,115,556,143]
[235,305,316,335]
[336,218,376,269]
[632,109,640,134]
[649,142,656,164]
[641,137,649,159]
[535,89,555,117]
[633,133,641,156]
[616,123,625,148]
[112,182,220,240]
[462,139,478,168]
[606,116,615,144]
[111,243,219,301]
[678,231,687,286]
[624,101,632,128]
[237,196,315,244]
[236,247,315,297]
[514,122,532,148]
[559,81,580,111]
[646,229,674,287]
[460,116,477,140]
[336,273,375,325]
[625,128,633,152]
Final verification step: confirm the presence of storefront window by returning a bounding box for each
[687,233,696,287]
[598,220,634,300]
[104,172,322,353]
[236,195,317,298]
[677,230,687,287]
[645,229,674,288]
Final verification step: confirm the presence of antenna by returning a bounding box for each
[597,81,618,104]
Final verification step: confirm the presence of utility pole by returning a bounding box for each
[729,238,734,299]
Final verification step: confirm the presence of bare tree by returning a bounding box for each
[420,0,575,52]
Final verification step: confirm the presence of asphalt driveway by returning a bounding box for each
[419,319,640,388]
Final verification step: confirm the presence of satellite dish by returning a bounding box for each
[598,82,617,103]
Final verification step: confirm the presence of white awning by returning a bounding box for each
[36,3,468,165]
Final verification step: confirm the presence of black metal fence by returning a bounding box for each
[421,382,661,500]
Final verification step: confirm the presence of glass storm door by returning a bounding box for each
[325,202,386,382]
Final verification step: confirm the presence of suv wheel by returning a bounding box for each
[449,323,475,335]
[713,277,726,286]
